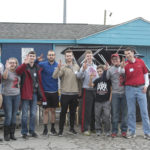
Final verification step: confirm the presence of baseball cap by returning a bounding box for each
[111,53,119,58]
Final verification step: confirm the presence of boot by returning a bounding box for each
[4,126,10,141]
[10,124,17,140]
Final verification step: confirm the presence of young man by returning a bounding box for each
[106,53,128,138]
[89,65,111,136]
[77,50,98,136]
[37,50,59,135]
[120,47,150,139]
[16,51,46,139]
[53,50,80,136]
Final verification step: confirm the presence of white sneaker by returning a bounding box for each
[144,134,150,140]
[127,133,136,139]
[96,130,101,136]
[83,131,91,136]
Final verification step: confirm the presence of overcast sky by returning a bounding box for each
[0,0,149,25]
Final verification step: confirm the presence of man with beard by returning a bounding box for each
[37,50,59,135]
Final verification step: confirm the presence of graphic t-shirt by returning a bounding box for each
[2,70,20,96]
[106,65,125,94]
[93,71,111,102]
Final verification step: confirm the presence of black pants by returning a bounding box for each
[59,94,78,132]
[81,89,96,132]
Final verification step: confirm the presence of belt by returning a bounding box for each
[128,84,144,87]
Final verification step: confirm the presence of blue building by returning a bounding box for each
[0,17,150,69]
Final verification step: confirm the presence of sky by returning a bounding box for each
[0,0,150,25]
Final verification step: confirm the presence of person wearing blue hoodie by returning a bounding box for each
[37,50,59,135]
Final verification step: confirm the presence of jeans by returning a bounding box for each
[111,93,128,134]
[125,86,150,135]
[3,95,20,126]
[21,94,37,135]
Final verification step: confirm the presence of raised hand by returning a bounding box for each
[83,60,87,71]
[120,57,126,68]
[104,62,110,70]
[24,55,30,64]
[37,54,44,62]
[58,59,62,69]
[5,60,10,69]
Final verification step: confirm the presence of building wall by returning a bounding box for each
[1,43,52,64]
[78,19,150,46]
[55,45,73,63]
[136,46,150,70]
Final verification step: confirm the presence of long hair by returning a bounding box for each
[8,57,19,69]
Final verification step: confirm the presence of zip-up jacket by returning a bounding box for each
[16,63,46,102]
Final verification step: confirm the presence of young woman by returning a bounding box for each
[2,58,20,141]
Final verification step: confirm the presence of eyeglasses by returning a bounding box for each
[9,62,17,64]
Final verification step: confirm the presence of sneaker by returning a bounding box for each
[144,134,150,140]
[43,128,48,135]
[83,131,91,136]
[105,132,110,137]
[22,134,28,139]
[50,128,57,135]
[96,130,101,136]
[69,128,77,135]
[58,131,63,137]
[31,132,38,138]
[111,133,117,138]
[127,133,136,139]
[121,132,127,138]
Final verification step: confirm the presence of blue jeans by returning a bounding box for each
[3,95,20,126]
[21,94,37,135]
[125,86,150,135]
[111,93,128,134]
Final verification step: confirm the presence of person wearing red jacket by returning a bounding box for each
[16,51,46,139]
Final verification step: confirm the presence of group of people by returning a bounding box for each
[0,47,150,142]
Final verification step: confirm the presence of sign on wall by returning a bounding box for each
[21,48,34,63]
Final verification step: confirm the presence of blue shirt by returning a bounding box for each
[38,60,58,92]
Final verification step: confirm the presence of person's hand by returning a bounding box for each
[82,60,87,71]
[37,54,44,62]
[120,57,126,68]
[24,55,30,64]
[90,72,95,79]
[58,60,62,69]
[42,101,47,109]
[5,60,10,69]
[142,86,147,93]
[104,62,110,70]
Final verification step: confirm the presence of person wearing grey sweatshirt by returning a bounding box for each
[77,50,98,136]
[106,53,128,138]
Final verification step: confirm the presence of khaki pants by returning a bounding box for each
[0,94,3,108]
